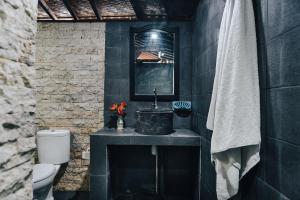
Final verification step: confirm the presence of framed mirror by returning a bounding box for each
[130,25,179,101]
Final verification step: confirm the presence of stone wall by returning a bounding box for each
[35,23,106,191]
[0,0,38,199]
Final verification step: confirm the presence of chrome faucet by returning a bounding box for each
[152,88,158,110]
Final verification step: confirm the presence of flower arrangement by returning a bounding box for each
[110,101,127,130]
[110,101,127,116]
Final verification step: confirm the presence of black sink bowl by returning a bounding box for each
[135,109,174,135]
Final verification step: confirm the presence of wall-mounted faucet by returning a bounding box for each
[152,88,158,110]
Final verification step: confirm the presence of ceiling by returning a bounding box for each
[37,0,200,22]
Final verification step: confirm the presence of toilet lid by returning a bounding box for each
[33,164,56,183]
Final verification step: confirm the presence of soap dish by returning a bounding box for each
[172,101,192,111]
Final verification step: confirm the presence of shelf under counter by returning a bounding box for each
[89,128,200,200]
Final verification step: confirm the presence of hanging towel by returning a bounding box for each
[206,0,260,199]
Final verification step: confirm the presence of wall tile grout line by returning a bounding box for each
[267,23,300,44]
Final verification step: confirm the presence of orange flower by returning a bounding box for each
[110,104,118,111]
[110,101,127,116]
[120,101,127,107]
[117,105,125,115]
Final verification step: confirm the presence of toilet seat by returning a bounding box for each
[33,164,56,190]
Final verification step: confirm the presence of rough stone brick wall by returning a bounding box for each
[0,0,38,199]
[35,23,105,191]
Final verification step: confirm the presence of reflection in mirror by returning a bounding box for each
[130,26,179,101]
[134,30,174,95]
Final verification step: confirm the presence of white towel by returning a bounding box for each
[206,0,261,199]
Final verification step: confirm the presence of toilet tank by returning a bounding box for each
[37,129,70,164]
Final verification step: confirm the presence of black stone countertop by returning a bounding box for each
[91,128,200,146]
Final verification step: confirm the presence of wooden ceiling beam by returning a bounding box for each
[129,0,144,20]
[62,0,79,21]
[37,0,199,22]
[88,0,101,21]
[39,0,58,20]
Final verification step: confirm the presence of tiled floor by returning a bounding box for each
[53,191,89,200]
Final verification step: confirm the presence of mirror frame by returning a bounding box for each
[129,25,179,101]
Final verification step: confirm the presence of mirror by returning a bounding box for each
[130,25,179,101]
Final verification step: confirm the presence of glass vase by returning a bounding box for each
[117,115,124,130]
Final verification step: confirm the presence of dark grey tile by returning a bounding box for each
[180,50,192,80]
[132,135,173,145]
[179,95,191,101]
[255,135,266,180]
[253,0,268,40]
[180,79,191,96]
[173,115,191,129]
[268,0,300,39]
[279,27,300,86]
[205,44,217,71]
[104,95,123,110]
[253,0,268,90]
[120,49,130,65]
[105,62,123,79]
[180,30,192,49]
[200,186,217,200]
[103,81,117,97]
[265,138,300,199]
[172,136,200,146]
[90,175,108,200]
[103,135,133,145]
[267,87,300,145]
[207,69,215,94]
[267,27,300,88]
[105,32,121,48]
[200,138,216,196]
[90,136,107,175]
[104,79,128,96]
[201,94,211,116]
[204,14,221,47]
[250,178,289,200]
[207,0,222,20]
[105,47,121,64]
[266,37,282,88]
[106,22,121,34]
[120,39,130,65]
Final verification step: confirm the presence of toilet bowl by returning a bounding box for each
[33,130,70,200]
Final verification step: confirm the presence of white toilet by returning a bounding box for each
[33,129,70,200]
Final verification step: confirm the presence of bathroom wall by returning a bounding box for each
[260,0,300,199]
[192,0,300,199]
[191,0,225,199]
[104,22,192,128]
[0,0,37,199]
[35,23,106,191]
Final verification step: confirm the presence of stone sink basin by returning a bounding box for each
[135,109,174,135]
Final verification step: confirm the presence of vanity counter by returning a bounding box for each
[90,128,200,200]
[91,128,200,146]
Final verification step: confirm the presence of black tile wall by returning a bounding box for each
[191,0,225,199]
[267,87,300,145]
[267,0,300,40]
[191,0,300,199]
[104,22,192,129]
[255,178,289,200]
[267,26,300,88]
[265,138,300,198]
